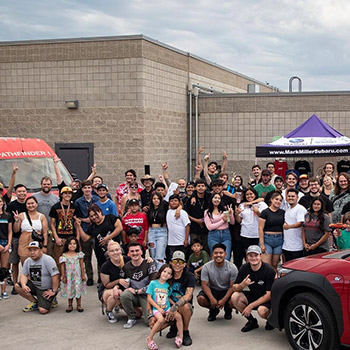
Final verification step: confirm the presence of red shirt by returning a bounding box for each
[122,212,149,245]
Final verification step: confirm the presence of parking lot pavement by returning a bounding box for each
[1,284,291,350]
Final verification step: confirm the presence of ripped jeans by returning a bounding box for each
[148,227,168,270]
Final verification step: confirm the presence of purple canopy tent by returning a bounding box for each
[256,114,350,158]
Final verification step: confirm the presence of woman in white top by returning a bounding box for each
[13,196,48,264]
[235,188,268,251]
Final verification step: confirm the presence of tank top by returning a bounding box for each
[21,213,43,232]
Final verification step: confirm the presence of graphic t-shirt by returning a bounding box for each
[0,212,12,240]
[170,268,196,303]
[122,212,149,245]
[22,254,59,290]
[146,279,172,311]
[49,202,77,238]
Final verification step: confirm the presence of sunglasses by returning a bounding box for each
[172,259,185,265]
[130,185,138,189]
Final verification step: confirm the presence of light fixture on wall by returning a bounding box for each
[65,100,79,109]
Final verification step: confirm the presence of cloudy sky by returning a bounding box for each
[1,0,349,91]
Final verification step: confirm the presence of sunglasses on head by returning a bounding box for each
[172,259,185,265]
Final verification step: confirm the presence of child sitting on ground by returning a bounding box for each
[187,239,209,282]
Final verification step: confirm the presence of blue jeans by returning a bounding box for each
[148,227,167,270]
[208,229,231,260]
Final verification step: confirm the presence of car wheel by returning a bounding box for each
[284,292,340,350]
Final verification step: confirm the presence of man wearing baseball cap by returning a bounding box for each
[149,251,195,346]
[96,183,118,216]
[49,186,78,266]
[230,245,276,332]
[14,241,59,313]
[254,169,275,199]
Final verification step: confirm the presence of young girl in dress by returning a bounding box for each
[146,264,183,350]
[59,237,86,312]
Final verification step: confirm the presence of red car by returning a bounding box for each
[269,250,350,350]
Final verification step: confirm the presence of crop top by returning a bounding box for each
[148,201,168,225]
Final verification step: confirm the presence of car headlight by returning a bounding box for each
[277,268,293,279]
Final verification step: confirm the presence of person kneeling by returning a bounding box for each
[230,245,275,332]
[15,241,60,314]
[197,243,237,321]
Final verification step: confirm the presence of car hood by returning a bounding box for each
[282,253,332,271]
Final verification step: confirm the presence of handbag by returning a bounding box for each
[26,213,44,243]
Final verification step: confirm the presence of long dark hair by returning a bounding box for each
[334,172,350,196]
[242,188,258,203]
[63,236,81,253]
[207,193,225,219]
[148,192,166,219]
[154,263,174,287]
[306,196,325,229]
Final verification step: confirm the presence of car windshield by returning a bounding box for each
[0,158,72,191]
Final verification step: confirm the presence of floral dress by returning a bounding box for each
[59,252,87,299]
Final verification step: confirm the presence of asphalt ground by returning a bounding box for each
[1,271,291,350]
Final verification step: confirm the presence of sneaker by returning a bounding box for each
[106,311,118,324]
[265,321,274,330]
[224,309,232,320]
[51,297,58,308]
[183,331,192,346]
[207,308,220,322]
[2,292,9,299]
[123,319,137,329]
[23,301,38,312]
[11,287,18,295]
[241,319,259,332]
[166,324,178,338]
[87,278,94,286]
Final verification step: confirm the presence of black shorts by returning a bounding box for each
[18,280,55,310]
[197,288,231,308]
[242,290,271,310]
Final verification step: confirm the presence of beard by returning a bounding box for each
[42,187,51,194]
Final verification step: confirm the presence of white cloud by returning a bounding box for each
[0,0,350,91]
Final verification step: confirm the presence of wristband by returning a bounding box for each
[147,314,153,319]
[42,245,47,248]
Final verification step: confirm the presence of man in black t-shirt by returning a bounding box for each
[299,177,333,214]
[185,179,209,252]
[230,245,276,332]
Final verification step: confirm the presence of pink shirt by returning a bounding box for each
[204,210,234,231]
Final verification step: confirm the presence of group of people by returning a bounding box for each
[1,151,350,349]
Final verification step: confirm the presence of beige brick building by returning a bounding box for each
[0,35,274,188]
[198,91,350,181]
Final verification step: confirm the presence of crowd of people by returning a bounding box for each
[1,150,350,349]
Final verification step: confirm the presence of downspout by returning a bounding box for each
[188,88,193,180]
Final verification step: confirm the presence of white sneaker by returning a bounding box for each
[123,319,137,329]
[106,311,118,324]
[2,292,9,299]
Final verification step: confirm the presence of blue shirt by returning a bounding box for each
[75,195,99,232]
[96,199,118,217]
[146,279,172,311]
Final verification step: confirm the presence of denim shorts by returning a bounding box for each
[0,239,8,247]
[263,233,283,255]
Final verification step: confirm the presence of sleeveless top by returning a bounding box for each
[21,213,43,232]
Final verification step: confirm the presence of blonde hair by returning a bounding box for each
[107,241,124,268]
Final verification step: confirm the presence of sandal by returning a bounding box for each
[175,336,183,348]
[76,305,84,313]
[66,306,73,313]
[146,338,158,350]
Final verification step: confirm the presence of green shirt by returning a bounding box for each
[254,183,275,199]
[188,250,210,270]
[336,229,350,250]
